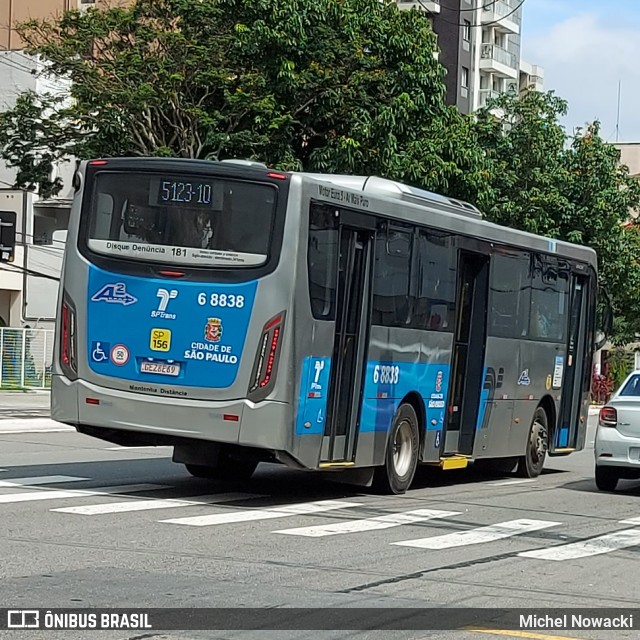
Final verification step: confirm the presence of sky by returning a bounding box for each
[521,0,640,142]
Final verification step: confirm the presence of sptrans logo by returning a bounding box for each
[152,288,178,319]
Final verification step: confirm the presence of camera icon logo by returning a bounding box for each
[7,610,40,628]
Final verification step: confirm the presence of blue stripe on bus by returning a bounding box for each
[295,357,332,435]
[295,358,451,435]
[558,426,569,447]
[476,366,490,430]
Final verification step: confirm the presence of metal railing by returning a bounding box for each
[483,0,522,25]
[0,328,54,389]
[480,44,518,70]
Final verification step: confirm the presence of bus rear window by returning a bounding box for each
[85,172,276,267]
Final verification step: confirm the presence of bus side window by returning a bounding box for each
[307,205,338,320]
[372,229,412,327]
[489,252,531,339]
[413,231,456,332]
[529,254,570,342]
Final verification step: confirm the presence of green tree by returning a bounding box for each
[0,0,489,201]
[475,90,640,343]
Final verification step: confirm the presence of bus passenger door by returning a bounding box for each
[321,223,374,464]
[444,250,490,457]
[555,274,589,451]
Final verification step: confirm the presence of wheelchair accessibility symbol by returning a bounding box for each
[91,341,110,363]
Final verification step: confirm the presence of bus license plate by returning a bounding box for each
[140,362,180,376]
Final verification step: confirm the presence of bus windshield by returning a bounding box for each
[85,171,277,267]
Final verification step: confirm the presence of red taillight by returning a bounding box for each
[248,311,286,401]
[61,303,70,366]
[599,406,617,426]
[89,160,108,166]
[267,172,287,180]
[60,296,78,378]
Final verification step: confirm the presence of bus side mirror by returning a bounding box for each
[595,287,613,351]
[0,210,16,263]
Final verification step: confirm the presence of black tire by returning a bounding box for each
[516,407,548,478]
[185,453,258,481]
[595,466,619,492]
[373,403,420,495]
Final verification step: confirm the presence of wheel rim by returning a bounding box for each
[529,419,547,466]
[393,419,413,477]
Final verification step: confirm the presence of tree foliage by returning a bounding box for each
[0,0,488,200]
[1,0,640,342]
[474,90,640,344]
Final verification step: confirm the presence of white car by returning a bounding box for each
[595,370,640,491]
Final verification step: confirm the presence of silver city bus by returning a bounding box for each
[51,157,610,494]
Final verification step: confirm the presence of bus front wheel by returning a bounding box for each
[516,407,548,478]
[373,403,420,495]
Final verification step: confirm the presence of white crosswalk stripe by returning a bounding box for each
[274,508,461,537]
[0,483,165,504]
[392,518,560,549]
[51,493,265,515]
[0,475,89,487]
[518,528,640,561]
[160,499,362,527]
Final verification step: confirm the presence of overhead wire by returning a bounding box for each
[414,0,526,28]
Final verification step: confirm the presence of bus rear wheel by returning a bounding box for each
[516,407,548,478]
[184,453,258,482]
[373,403,420,495]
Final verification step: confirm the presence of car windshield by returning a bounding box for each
[619,374,640,396]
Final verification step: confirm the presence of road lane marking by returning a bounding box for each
[0,475,89,487]
[274,509,461,537]
[619,516,640,524]
[104,446,171,450]
[488,479,536,486]
[51,493,265,515]
[160,500,362,527]
[392,519,560,549]
[519,528,640,561]
[0,483,165,504]
[464,629,592,640]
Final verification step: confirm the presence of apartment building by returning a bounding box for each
[397,0,541,114]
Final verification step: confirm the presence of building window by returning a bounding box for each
[463,20,471,41]
[461,67,469,89]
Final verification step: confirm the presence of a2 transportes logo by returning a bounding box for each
[150,328,171,352]
[91,283,137,306]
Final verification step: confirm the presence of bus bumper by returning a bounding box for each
[51,374,291,451]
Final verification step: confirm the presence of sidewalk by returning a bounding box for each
[0,418,72,434]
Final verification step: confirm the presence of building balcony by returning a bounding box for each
[478,89,500,108]
[481,0,521,34]
[479,44,519,79]
[396,0,441,14]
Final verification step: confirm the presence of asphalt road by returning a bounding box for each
[0,396,638,640]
